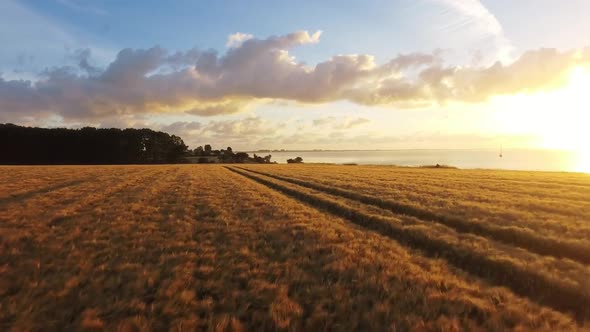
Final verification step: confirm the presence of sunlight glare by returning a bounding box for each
[491,65,590,172]
[558,67,590,173]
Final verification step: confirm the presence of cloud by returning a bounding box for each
[431,0,513,62]
[312,117,335,126]
[313,116,371,129]
[337,117,371,129]
[201,117,278,138]
[155,117,282,149]
[160,121,203,134]
[72,48,101,76]
[0,0,115,78]
[1,30,589,124]
[184,100,249,116]
[345,47,590,105]
[226,32,254,48]
[270,131,539,151]
[89,113,537,151]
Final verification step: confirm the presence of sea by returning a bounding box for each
[249,149,589,173]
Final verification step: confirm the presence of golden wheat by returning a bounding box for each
[1,164,588,330]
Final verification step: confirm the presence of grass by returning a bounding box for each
[0,164,589,330]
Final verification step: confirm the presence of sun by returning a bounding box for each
[543,66,590,172]
[576,152,590,174]
[490,65,590,172]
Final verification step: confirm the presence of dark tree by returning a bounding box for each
[234,152,249,163]
[194,146,204,156]
[0,124,188,164]
[204,144,212,155]
[287,156,303,164]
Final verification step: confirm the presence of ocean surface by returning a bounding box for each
[251,149,589,173]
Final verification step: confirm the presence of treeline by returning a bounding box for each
[0,124,188,164]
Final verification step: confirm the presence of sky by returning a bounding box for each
[1,0,590,152]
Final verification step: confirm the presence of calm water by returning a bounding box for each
[252,149,589,173]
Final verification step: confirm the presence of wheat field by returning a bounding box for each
[1,164,589,331]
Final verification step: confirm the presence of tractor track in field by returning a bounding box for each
[0,179,90,206]
[234,167,590,266]
[0,167,171,236]
[320,173,590,204]
[225,166,590,322]
[0,167,145,207]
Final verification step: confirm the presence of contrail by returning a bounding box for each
[430,0,514,62]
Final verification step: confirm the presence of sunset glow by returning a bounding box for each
[539,66,590,151]
[550,67,590,172]
[1,0,590,172]
[493,66,590,171]
[3,2,590,330]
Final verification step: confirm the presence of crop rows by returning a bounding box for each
[236,167,590,264]
[229,166,590,322]
[240,165,590,239]
[1,165,587,330]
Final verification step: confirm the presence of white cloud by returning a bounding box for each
[430,0,513,62]
[154,117,282,150]
[226,32,254,48]
[313,116,371,129]
[1,30,588,126]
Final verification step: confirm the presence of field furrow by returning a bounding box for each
[1,166,186,330]
[0,166,141,198]
[0,167,171,263]
[242,165,590,240]
[216,167,581,329]
[237,167,590,265]
[228,166,590,321]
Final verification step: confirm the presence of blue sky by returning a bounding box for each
[12,0,590,64]
[1,0,590,151]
